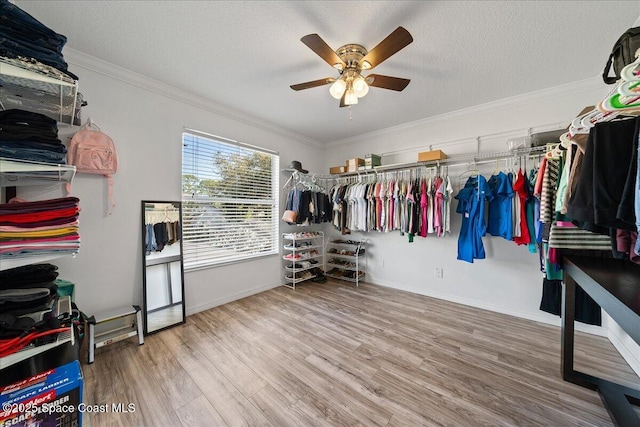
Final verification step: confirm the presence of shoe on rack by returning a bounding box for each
[312,272,327,283]
[284,253,301,260]
[285,263,304,270]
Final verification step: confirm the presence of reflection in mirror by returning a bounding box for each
[142,201,186,335]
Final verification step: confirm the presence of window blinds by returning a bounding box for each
[181,131,279,270]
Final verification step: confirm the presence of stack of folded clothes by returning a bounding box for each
[0,197,80,261]
[0,263,59,321]
[0,263,74,358]
[0,109,67,164]
[0,0,77,80]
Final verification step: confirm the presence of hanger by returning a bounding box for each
[458,161,480,179]
[492,159,500,176]
[619,53,640,82]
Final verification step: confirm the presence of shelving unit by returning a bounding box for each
[1,158,79,269]
[325,238,367,286]
[0,56,80,126]
[0,157,76,187]
[0,296,74,370]
[0,60,80,370]
[281,231,324,289]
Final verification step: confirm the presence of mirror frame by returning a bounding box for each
[141,200,186,335]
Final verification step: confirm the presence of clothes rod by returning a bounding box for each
[326,145,548,178]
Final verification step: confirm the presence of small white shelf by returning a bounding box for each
[0,158,76,187]
[0,252,78,271]
[282,232,324,241]
[282,252,323,262]
[283,244,323,251]
[283,274,317,284]
[326,270,366,283]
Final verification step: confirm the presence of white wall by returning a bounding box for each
[18,49,325,317]
[323,77,613,335]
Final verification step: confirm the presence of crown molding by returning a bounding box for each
[64,48,323,149]
[326,76,606,149]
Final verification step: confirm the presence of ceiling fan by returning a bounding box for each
[290,27,413,107]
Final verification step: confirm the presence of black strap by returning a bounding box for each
[603,52,617,84]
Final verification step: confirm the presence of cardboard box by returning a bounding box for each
[346,158,364,172]
[1,361,84,427]
[364,154,381,168]
[417,150,447,162]
[329,166,346,174]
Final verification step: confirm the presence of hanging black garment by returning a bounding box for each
[153,222,168,251]
[539,277,602,326]
[567,118,638,233]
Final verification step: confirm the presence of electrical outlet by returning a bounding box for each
[435,268,443,278]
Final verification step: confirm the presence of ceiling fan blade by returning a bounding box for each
[301,34,346,69]
[361,27,413,70]
[290,77,336,91]
[366,74,410,91]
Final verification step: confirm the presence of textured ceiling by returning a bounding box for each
[14,1,640,144]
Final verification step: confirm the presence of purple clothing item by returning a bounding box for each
[0,196,79,214]
[617,229,640,264]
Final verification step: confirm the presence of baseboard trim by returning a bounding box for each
[608,328,640,377]
[185,282,281,316]
[368,278,607,337]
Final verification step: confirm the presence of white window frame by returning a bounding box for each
[181,129,279,271]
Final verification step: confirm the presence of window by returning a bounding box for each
[181,130,279,270]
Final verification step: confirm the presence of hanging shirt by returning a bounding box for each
[455,175,493,263]
[487,172,514,240]
[420,179,428,237]
[427,177,435,235]
[513,169,531,245]
[444,176,454,234]
[540,158,559,224]
[512,172,521,238]
[434,176,444,237]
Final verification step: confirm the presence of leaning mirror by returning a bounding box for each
[141,201,186,335]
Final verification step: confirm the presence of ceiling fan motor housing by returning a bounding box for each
[336,44,368,72]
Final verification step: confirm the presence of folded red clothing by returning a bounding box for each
[0,207,79,223]
[0,214,79,228]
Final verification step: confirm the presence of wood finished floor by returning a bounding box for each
[82,280,640,426]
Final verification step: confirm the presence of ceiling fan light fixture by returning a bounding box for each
[353,75,369,98]
[344,88,358,105]
[329,78,347,99]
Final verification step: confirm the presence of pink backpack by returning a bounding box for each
[66,122,118,213]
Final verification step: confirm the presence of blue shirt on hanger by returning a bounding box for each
[455,175,493,263]
[487,172,513,240]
